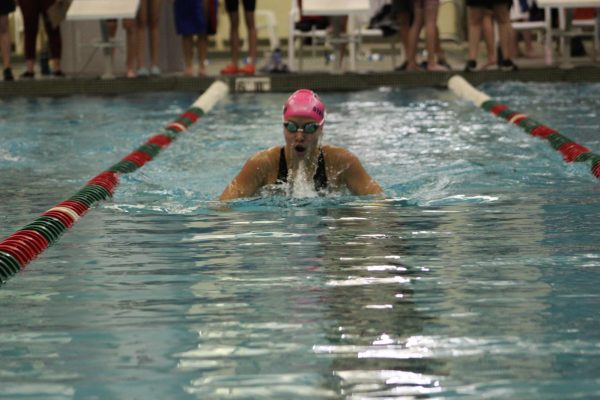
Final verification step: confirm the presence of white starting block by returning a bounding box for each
[67,0,139,79]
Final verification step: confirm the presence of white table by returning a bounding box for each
[299,0,371,72]
[67,0,139,78]
[537,0,600,66]
[537,0,600,6]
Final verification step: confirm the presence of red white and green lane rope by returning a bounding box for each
[0,81,229,286]
[448,75,600,180]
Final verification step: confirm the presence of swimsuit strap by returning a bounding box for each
[313,148,327,190]
[277,146,328,191]
[277,147,288,183]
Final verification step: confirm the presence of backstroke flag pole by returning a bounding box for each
[0,81,229,286]
[448,75,600,181]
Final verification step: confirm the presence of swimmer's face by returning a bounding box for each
[283,116,323,159]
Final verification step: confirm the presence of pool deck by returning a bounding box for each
[1,42,599,97]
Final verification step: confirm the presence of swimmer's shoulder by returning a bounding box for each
[247,146,281,165]
[322,144,360,165]
[242,146,281,184]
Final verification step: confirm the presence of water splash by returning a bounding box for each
[289,160,318,199]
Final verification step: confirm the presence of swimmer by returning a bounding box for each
[220,89,383,201]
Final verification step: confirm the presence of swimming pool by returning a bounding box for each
[1,82,599,399]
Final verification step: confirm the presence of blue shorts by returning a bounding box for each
[174,0,218,35]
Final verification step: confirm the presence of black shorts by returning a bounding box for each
[225,0,256,13]
[391,0,412,15]
[0,0,16,15]
[466,0,511,8]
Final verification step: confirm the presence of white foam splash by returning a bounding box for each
[289,160,318,198]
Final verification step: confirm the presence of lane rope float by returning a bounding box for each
[0,81,229,286]
[448,75,600,181]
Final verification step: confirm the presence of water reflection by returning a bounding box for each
[177,201,446,398]
[314,204,444,398]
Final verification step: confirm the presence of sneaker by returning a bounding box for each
[150,65,161,76]
[220,64,239,75]
[464,60,477,72]
[438,59,452,71]
[500,59,518,71]
[20,70,35,79]
[239,64,255,75]
[136,67,150,77]
[260,48,289,73]
[3,67,14,81]
[394,61,408,71]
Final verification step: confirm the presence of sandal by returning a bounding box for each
[3,68,14,81]
[220,64,239,75]
[20,71,35,79]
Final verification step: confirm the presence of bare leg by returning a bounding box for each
[467,7,484,62]
[519,29,535,57]
[148,0,161,69]
[0,15,10,70]
[509,19,519,58]
[424,3,445,70]
[105,19,117,64]
[196,34,208,76]
[406,5,424,70]
[398,11,410,53]
[332,16,347,70]
[181,35,194,76]
[106,19,117,42]
[482,11,496,68]
[523,31,535,56]
[228,10,240,67]
[123,19,137,77]
[434,26,447,64]
[243,10,257,66]
[493,4,512,63]
[136,0,148,70]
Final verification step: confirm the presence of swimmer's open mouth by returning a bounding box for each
[295,145,306,152]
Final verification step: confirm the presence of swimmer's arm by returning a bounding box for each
[219,152,270,201]
[342,152,383,196]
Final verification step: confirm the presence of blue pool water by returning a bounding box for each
[0,82,599,399]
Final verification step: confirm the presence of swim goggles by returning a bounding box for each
[283,120,323,134]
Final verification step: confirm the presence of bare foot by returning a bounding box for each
[126,70,136,78]
[427,63,449,72]
[405,63,420,71]
[481,60,497,70]
[184,66,194,77]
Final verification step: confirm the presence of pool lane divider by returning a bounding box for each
[447,75,600,180]
[0,81,229,286]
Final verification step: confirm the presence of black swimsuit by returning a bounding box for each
[277,147,328,191]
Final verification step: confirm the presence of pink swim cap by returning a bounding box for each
[283,89,326,124]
